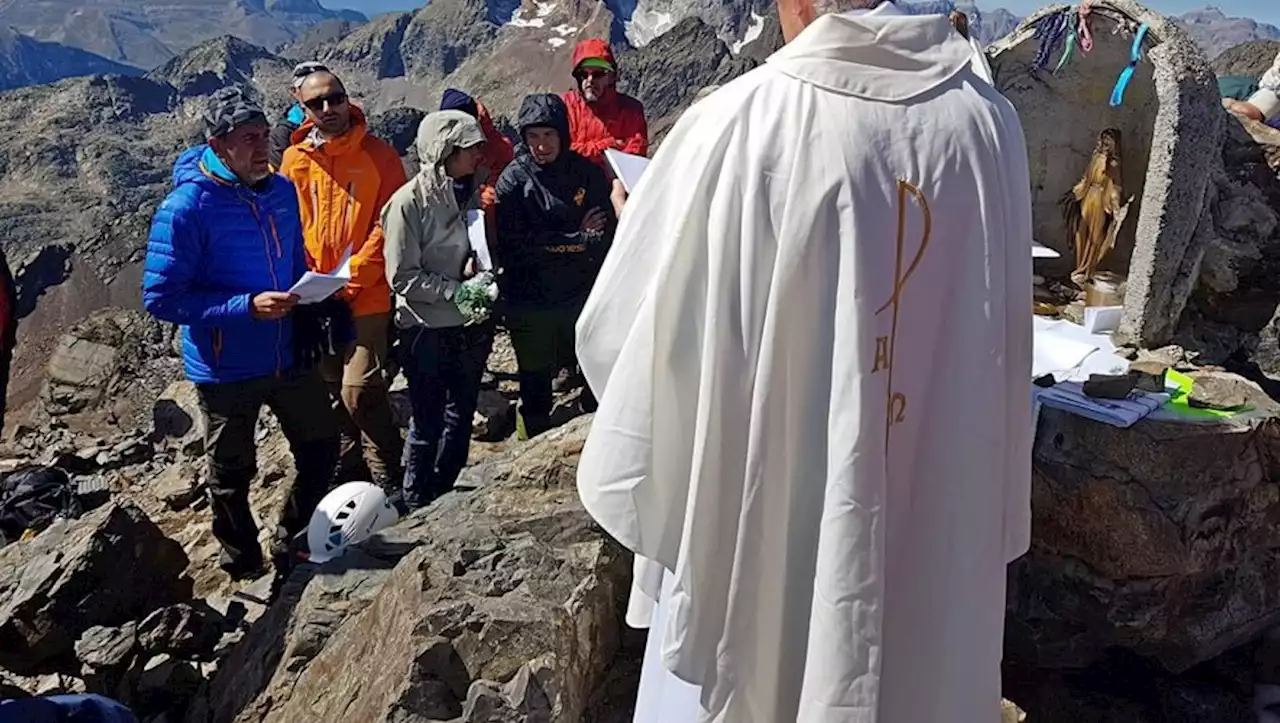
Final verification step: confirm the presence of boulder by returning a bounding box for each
[0,502,191,674]
[41,335,119,415]
[136,603,224,659]
[1008,398,1280,673]
[152,381,204,456]
[133,654,203,717]
[74,623,138,669]
[194,416,630,723]
[150,462,202,511]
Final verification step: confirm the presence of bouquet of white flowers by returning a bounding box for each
[454,271,499,326]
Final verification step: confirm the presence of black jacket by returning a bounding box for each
[269,105,304,169]
[496,94,615,308]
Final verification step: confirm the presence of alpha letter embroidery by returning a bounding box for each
[872,336,891,373]
[873,180,932,448]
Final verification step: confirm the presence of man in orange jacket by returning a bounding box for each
[562,39,649,168]
[280,70,407,489]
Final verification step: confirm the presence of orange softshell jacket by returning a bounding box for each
[280,105,408,317]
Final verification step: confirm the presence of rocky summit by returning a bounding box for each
[7,1,1280,722]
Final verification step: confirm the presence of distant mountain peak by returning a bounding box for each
[0,0,366,70]
[146,35,289,98]
[0,27,140,92]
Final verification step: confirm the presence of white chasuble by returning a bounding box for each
[575,7,1034,722]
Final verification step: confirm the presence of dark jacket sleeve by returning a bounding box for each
[269,121,295,170]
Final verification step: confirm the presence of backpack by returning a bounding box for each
[0,467,80,545]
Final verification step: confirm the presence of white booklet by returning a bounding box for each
[289,247,352,305]
[1032,240,1060,259]
[604,148,650,193]
[466,210,493,271]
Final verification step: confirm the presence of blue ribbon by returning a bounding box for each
[1110,23,1149,107]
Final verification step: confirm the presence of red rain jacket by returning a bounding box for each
[475,99,514,253]
[562,39,649,167]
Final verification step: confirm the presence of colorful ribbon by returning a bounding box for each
[1110,22,1148,107]
[1055,11,1078,74]
[1078,0,1094,52]
[1032,9,1071,71]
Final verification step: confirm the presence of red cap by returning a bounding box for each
[571,38,617,72]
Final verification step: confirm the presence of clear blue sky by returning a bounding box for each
[329,0,1279,26]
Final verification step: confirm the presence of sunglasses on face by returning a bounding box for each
[574,69,612,81]
[303,92,347,112]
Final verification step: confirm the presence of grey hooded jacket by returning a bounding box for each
[381,110,487,329]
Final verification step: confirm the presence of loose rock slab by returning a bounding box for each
[0,502,191,674]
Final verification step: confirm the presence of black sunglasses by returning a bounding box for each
[574,69,613,81]
[303,92,348,112]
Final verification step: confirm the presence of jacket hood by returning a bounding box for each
[516,93,571,147]
[766,10,973,102]
[172,145,241,191]
[289,103,371,154]
[416,110,486,169]
[571,38,616,71]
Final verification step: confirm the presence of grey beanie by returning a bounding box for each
[203,86,267,141]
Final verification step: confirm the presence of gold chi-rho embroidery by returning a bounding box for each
[872,180,932,448]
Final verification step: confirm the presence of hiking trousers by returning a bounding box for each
[318,312,403,487]
[506,302,594,438]
[197,368,339,576]
[397,323,492,510]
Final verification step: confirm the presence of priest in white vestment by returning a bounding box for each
[574,0,1034,719]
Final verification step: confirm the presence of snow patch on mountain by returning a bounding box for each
[626,8,678,46]
[729,11,765,54]
[509,1,558,28]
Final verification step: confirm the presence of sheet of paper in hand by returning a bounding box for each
[466,210,493,271]
[1032,240,1060,259]
[289,247,352,305]
[605,149,650,193]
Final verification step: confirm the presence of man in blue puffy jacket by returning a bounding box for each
[0,694,138,723]
[143,86,339,581]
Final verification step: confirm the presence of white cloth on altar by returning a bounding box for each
[576,2,1034,721]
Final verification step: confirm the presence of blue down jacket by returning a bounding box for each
[143,145,308,384]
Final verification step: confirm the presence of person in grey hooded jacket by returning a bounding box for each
[381,110,489,510]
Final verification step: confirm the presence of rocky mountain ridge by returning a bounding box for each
[1174,5,1280,60]
[0,26,141,92]
[0,0,366,70]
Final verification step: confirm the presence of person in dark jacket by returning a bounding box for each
[269,61,329,169]
[143,86,339,581]
[496,93,616,439]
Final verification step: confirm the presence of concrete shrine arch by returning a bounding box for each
[989,0,1221,346]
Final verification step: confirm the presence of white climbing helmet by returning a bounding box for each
[305,482,400,563]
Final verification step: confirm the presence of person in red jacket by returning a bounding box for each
[561,39,648,167]
[439,88,516,262]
